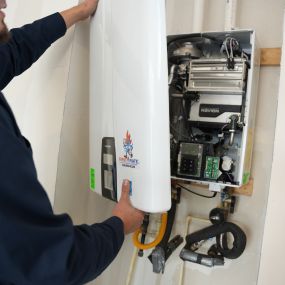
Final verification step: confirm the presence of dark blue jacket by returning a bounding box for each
[0,13,124,285]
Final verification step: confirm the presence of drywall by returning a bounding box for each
[3,0,77,204]
[257,12,285,285]
[53,1,284,285]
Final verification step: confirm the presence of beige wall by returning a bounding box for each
[4,0,78,204]
[258,12,285,285]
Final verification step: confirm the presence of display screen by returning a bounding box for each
[104,170,113,191]
[103,153,113,166]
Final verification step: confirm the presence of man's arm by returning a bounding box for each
[0,1,98,90]
[68,181,144,284]
[60,0,99,29]
[0,121,143,284]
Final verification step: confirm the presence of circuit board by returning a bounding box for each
[204,156,220,180]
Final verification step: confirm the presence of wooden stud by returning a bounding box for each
[261,48,281,66]
[232,178,254,196]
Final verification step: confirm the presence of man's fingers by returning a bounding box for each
[137,210,145,221]
[121,180,130,199]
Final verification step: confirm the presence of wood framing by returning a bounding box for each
[261,48,281,66]
[232,178,254,196]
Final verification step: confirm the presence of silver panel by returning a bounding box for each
[188,58,247,94]
[190,94,243,124]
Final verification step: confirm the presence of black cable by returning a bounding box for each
[176,184,217,199]
[181,222,246,264]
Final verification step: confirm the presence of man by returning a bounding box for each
[0,0,144,284]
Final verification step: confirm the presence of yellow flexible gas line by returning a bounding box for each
[132,213,168,250]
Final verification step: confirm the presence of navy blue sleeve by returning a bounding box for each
[0,121,125,285]
[0,12,125,285]
[0,13,67,90]
[70,218,125,284]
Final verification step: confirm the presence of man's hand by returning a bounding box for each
[60,0,99,29]
[112,180,144,235]
[80,0,99,18]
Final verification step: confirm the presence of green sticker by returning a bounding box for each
[90,168,96,191]
[242,172,250,185]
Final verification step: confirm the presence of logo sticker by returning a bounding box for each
[119,131,139,169]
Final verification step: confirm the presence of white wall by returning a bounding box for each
[4,0,78,204]
[257,12,285,285]
[54,1,285,285]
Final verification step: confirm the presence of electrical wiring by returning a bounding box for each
[220,37,240,60]
[224,172,234,183]
[221,123,230,132]
[241,51,249,61]
[175,183,218,199]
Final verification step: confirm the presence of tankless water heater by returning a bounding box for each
[89,0,171,213]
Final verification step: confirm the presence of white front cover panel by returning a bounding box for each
[90,0,171,212]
